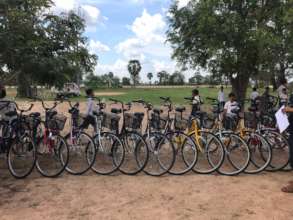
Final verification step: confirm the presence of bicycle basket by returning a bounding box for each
[223,115,237,131]
[124,112,144,130]
[150,112,167,130]
[202,113,215,129]
[102,112,120,131]
[174,113,188,131]
[24,115,40,130]
[244,112,257,129]
[48,114,67,131]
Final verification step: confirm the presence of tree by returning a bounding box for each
[0,0,97,97]
[167,0,289,101]
[157,71,170,85]
[169,71,185,85]
[127,60,141,87]
[122,77,131,86]
[147,72,153,85]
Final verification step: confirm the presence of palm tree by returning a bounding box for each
[147,72,153,85]
[128,60,141,87]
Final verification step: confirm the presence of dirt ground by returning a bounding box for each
[1,101,293,220]
[0,167,293,220]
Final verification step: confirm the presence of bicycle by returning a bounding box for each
[228,99,272,174]
[108,98,149,175]
[30,98,69,177]
[179,97,225,175]
[89,98,125,175]
[132,99,176,176]
[153,97,198,175]
[63,99,96,175]
[0,100,36,178]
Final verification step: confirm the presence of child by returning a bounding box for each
[224,92,239,117]
[191,89,203,116]
[217,86,225,108]
[250,87,259,101]
[80,88,97,131]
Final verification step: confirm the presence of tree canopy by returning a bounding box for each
[0,0,97,96]
[167,0,293,100]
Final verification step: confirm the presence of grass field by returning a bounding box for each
[6,86,270,106]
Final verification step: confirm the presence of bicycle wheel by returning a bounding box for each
[261,129,289,171]
[64,132,96,175]
[143,132,175,176]
[189,130,225,174]
[217,132,250,176]
[36,133,69,177]
[119,131,149,175]
[7,134,36,179]
[243,131,272,174]
[166,131,197,175]
[91,132,125,175]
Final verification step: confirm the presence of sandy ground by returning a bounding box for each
[0,167,293,220]
[1,101,293,220]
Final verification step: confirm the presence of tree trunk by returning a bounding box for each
[17,72,31,97]
[231,73,250,105]
[270,73,277,91]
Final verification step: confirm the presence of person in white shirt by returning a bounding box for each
[80,88,97,131]
[224,92,239,116]
[277,79,288,98]
[250,87,259,101]
[217,86,225,108]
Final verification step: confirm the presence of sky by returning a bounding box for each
[51,0,191,82]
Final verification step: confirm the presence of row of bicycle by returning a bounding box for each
[0,96,290,179]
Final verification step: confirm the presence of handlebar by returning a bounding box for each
[0,100,34,113]
[184,97,193,101]
[34,97,58,111]
[160,97,170,102]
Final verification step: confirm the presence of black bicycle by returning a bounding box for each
[0,101,36,178]
[108,98,149,175]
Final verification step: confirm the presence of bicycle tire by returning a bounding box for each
[91,131,125,175]
[189,130,225,174]
[7,134,36,179]
[166,131,198,175]
[217,132,250,176]
[119,131,149,175]
[64,132,96,175]
[143,132,175,176]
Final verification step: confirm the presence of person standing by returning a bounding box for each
[281,97,293,193]
[217,86,225,109]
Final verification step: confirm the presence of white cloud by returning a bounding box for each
[51,0,107,32]
[177,0,191,9]
[130,9,165,43]
[116,9,168,62]
[89,40,110,54]
[95,59,129,78]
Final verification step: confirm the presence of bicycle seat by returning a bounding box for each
[175,107,186,113]
[29,112,41,118]
[5,111,17,117]
[111,108,122,114]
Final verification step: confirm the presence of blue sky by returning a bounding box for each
[52,0,191,82]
